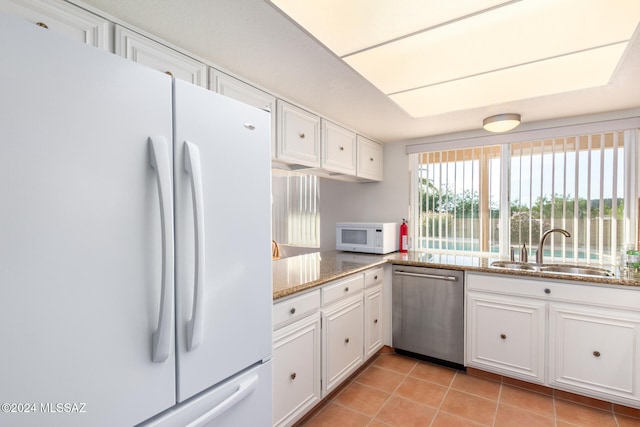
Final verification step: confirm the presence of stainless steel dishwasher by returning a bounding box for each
[392,265,465,369]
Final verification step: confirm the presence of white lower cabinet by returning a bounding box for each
[466,272,640,408]
[549,303,640,403]
[467,292,546,383]
[272,266,384,425]
[272,313,321,427]
[322,293,364,395]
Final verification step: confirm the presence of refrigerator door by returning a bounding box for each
[0,13,176,427]
[173,80,272,402]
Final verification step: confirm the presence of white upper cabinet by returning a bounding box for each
[357,135,383,181]
[0,0,110,49]
[210,69,276,157]
[115,25,207,87]
[321,119,357,175]
[277,100,321,168]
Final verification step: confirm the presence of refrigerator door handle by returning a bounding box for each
[184,141,205,351]
[149,137,174,363]
[185,375,258,427]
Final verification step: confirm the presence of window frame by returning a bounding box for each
[409,123,640,262]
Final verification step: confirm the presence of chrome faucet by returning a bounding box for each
[536,228,571,264]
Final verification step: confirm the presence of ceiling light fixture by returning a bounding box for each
[483,113,521,132]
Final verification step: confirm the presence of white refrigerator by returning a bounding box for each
[0,12,272,427]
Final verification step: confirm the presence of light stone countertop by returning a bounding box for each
[272,250,640,301]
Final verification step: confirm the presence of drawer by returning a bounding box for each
[364,267,384,288]
[273,290,321,330]
[322,274,364,306]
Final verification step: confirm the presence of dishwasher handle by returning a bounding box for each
[394,270,458,281]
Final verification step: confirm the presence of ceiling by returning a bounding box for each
[79,0,640,143]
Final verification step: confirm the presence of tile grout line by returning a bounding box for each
[364,358,419,426]
[428,369,459,427]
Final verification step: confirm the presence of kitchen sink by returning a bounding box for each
[537,264,615,277]
[489,261,539,271]
[490,261,615,277]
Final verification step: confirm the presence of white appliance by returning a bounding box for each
[0,13,271,427]
[336,222,399,254]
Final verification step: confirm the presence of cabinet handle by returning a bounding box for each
[344,286,349,292]
[370,157,374,162]
[165,71,174,77]
[374,275,378,280]
[593,351,601,358]
[374,319,378,324]
[299,133,305,139]
[35,22,49,29]
[544,288,551,294]
[345,337,350,344]
[290,372,297,380]
[290,307,296,315]
[339,146,344,151]
[500,334,507,340]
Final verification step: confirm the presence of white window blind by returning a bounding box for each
[411,127,637,265]
[510,132,625,264]
[271,169,320,247]
[414,146,502,254]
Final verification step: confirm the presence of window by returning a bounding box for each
[411,125,638,265]
[271,169,320,247]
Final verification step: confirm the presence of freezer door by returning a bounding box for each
[140,361,272,427]
[173,79,273,402]
[0,13,175,427]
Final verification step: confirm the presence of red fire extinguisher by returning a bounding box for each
[399,219,408,253]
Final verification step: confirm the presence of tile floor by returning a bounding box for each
[297,350,640,427]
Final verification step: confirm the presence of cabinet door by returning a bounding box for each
[210,69,276,158]
[0,14,175,427]
[321,119,356,175]
[277,100,321,167]
[364,284,384,358]
[322,294,364,395]
[0,0,110,49]
[549,303,640,403]
[115,25,207,87]
[273,314,321,427]
[356,135,383,181]
[466,292,546,383]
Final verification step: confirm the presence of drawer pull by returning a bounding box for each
[290,372,297,380]
[345,337,350,344]
[374,275,378,280]
[339,145,344,151]
[299,133,305,139]
[593,351,601,358]
[289,307,296,315]
[370,157,374,162]
[344,286,349,292]
[374,319,378,324]
[36,22,49,29]
[500,334,507,340]
[544,288,551,294]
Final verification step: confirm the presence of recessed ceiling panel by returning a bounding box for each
[344,0,640,94]
[269,0,511,56]
[389,42,628,117]
[269,0,640,119]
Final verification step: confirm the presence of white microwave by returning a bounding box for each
[336,222,399,254]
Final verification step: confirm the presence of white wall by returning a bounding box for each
[319,142,411,251]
